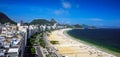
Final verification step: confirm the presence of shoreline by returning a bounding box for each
[48,28,117,57]
[64,28,120,57]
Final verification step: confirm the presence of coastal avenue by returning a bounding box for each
[34,32,61,57]
[34,34,44,57]
[43,32,61,57]
[36,46,43,57]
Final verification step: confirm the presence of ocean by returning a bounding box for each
[67,29,120,54]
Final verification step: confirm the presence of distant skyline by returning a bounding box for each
[0,0,120,28]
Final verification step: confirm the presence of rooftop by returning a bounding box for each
[8,48,18,53]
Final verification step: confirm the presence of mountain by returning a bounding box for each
[50,18,57,25]
[82,24,96,29]
[30,19,51,25]
[73,24,83,28]
[0,12,16,24]
[30,19,59,25]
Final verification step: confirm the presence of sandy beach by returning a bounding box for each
[48,29,117,57]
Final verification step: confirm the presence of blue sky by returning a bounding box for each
[0,0,120,28]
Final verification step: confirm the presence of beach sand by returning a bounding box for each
[48,29,117,57]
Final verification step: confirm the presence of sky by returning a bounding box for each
[0,0,120,28]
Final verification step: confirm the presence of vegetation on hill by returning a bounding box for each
[0,12,96,29]
[30,18,58,25]
[0,12,16,24]
[30,19,51,25]
[50,18,57,25]
[73,24,83,28]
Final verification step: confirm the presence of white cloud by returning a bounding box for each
[61,0,80,9]
[54,9,69,15]
[54,10,61,15]
[90,18,103,21]
[53,0,71,15]
[62,1,71,9]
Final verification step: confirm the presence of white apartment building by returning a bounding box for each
[0,23,28,57]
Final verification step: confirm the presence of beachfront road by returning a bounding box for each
[36,46,43,57]
[35,35,44,57]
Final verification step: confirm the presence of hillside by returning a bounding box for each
[50,18,57,25]
[30,19,59,25]
[30,19,51,25]
[0,12,16,24]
